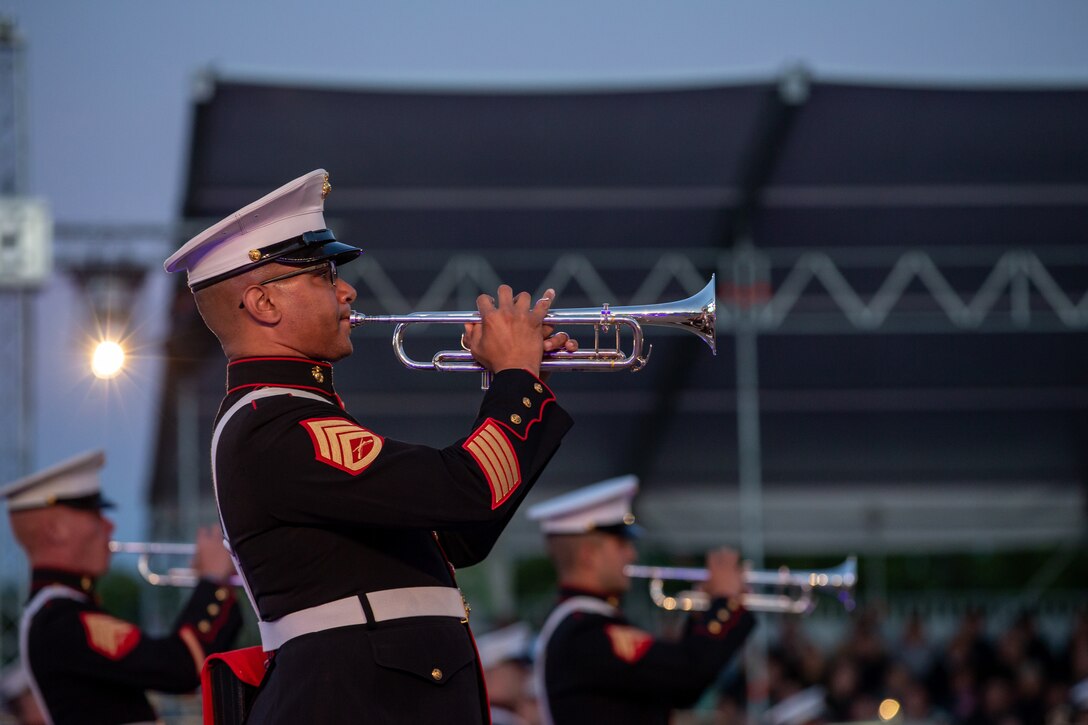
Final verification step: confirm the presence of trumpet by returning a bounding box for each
[109,541,243,588]
[624,556,858,615]
[349,276,717,387]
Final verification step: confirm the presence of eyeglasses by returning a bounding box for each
[238,261,338,308]
[257,260,338,287]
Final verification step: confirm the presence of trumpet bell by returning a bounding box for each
[542,276,717,355]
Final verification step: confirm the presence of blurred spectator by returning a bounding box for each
[823,655,861,721]
[898,610,936,680]
[705,604,1088,725]
[476,622,538,725]
[838,607,889,693]
[0,664,45,725]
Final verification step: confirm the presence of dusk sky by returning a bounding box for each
[1,0,1087,574]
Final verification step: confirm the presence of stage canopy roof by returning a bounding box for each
[152,71,1087,554]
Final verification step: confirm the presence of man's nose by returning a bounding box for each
[339,278,357,304]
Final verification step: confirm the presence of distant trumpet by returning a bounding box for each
[349,276,717,387]
[624,556,858,615]
[109,541,242,588]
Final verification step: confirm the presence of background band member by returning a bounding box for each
[528,475,756,725]
[476,622,539,725]
[2,449,242,725]
[164,169,576,723]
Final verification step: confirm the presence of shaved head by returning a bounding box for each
[193,268,265,356]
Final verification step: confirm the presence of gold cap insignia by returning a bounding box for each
[322,174,332,199]
[248,249,262,262]
[311,366,325,383]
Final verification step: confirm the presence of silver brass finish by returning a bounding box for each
[349,275,717,377]
[624,555,858,615]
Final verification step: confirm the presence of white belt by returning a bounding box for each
[258,586,468,652]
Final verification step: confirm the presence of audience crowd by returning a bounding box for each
[715,606,1088,724]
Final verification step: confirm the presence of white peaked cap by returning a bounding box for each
[475,622,534,669]
[526,475,639,535]
[164,169,361,290]
[1,449,111,512]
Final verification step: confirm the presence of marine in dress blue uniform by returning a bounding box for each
[476,622,536,725]
[528,476,756,725]
[2,450,243,725]
[164,169,575,724]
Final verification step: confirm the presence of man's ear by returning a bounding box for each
[42,512,70,546]
[240,285,282,324]
[576,534,602,571]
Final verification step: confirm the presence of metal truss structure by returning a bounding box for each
[338,246,1087,334]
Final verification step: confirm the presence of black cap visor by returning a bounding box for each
[190,229,362,291]
[29,492,116,512]
[596,521,644,540]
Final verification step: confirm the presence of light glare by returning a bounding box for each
[878,698,901,721]
[91,341,125,379]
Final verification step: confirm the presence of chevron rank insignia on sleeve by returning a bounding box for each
[463,419,522,508]
[301,418,384,474]
[80,612,141,660]
[605,624,653,664]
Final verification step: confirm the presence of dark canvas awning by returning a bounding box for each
[152,72,1088,553]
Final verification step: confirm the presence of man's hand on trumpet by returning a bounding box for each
[191,524,237,584]
[703,547,746,600]
[462,285,579,379]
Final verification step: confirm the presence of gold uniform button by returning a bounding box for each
[522,397,532,408]
[717,608,730,621]
[215,588,229,601]
[509,414,522,425]
[198,620,211,633]
[707,621,722,635]
[207,603,221,617]
[533,383,544,393]
[431,668,443,681]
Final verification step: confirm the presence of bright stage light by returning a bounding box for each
[91,341,125,379]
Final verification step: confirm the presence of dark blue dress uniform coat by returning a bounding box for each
[20,568,242,725]
[211,357,573,724]
[537,587,756,725]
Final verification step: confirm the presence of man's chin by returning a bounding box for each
[325,341,353,363]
